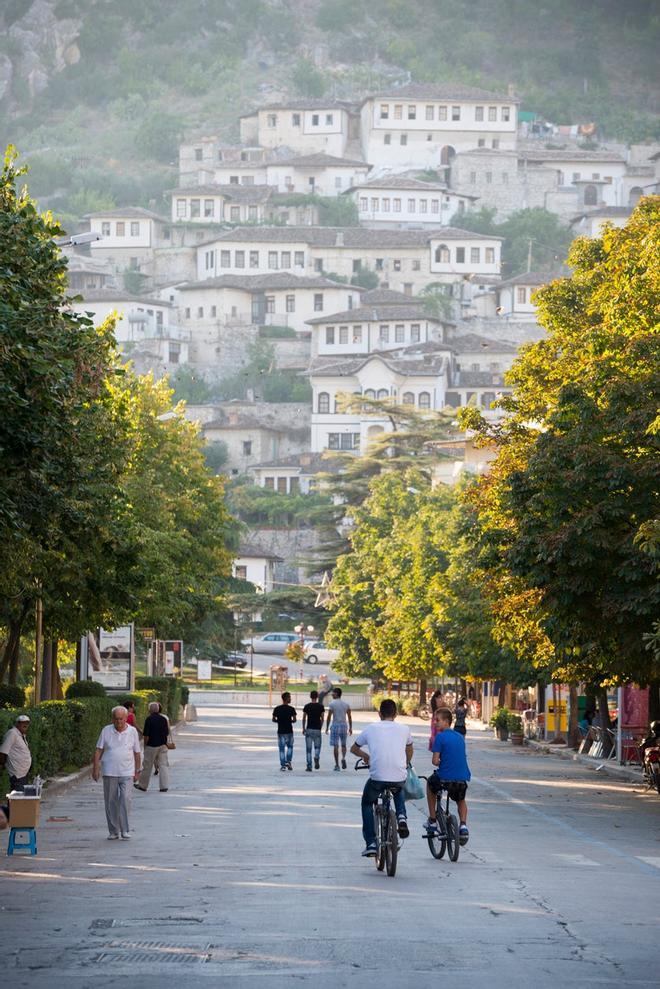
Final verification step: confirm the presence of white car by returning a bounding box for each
[304,640,339,665]
[248,632,298,655]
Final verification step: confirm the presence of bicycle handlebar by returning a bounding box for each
[354,759,369,770]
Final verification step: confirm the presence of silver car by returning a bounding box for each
[247,632,298,655]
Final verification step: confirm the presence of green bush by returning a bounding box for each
[371,692,404,715]
[113,690,161,727]
[489,707,511,729]
[66,679,107,698]
[135,676,184,722]
[507,712,523,733]
[0,684,26,709]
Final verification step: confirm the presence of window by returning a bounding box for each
[242,441,252,456]
[220,250,231,268]
[420,199,428,213]
[371,197,379,212]
[380,103,389,119]
[249,250,259,268]
[382,197,390,212]
[481,392,496,409]
[379,325,390,343]
[456,247,465,263]
[485,171,492,184]
[268,251,278,269]
[435,244,450,263]
[502,106,510,121]
[591,172,600,181]
[360,197,368,211]
[264,477,275,489]
[517,286,527,304]
[377,389,389,399]
[488,106,497,121]
[400,133,408,145]
[469,171,477,185]
[584,184,598,206]
[395,324,405,342]
[412,259,421,271]
[292,113,301,126]
[325,327,335,345]
[502,172,508,184]
[281,251,291,268]
[314,258,323,272]
[335,176,342,189]
[234,564,247,581]
[384,133,391,145]
[394,104,403,119]
[408,104,416,119]
[326,113,334,125]
[205,250,214,270]
[211,306,217,317]
[295,251,305,267]
[492,138,500,149]
[318,392,330,413]
[432,198,440,212]
[184,307,191,318]
[438,105,447,120]
[265,295,275,314]
[248,205,258,220]
[402,391,415,404]
[374,258,384,271]
[418,391,431,409]
[328,433,339,449]
[197,307,204,318]
[407,198,416,213]
[352,325,363,343]
[339,326,349,344]
[352,259,362,274]
[410,323,420,342]
[267,114,277,127]
[116,222,125,236]
[312,113,320,126]
[230,206,240,221]
[572,172,581,182]
[229,175,239,184]
[475,105,484,121]
[393,259,402,271]
[451,106,461,120]
[393,198,401,212]
[130,221,140,236]
[426,105,434,120]
[102,221,111,235]
[485,247,495,263]
[190,199,201,218]
[195,147,203,161]
[314,293,323,312]
[364,388,376,399]
[289,477,299,494]
[286,295,295,313]
[275,477,287,494]
[204,199,214,218]
[478,138,486,148]
[471,247,480,263]
[235,250,245,268]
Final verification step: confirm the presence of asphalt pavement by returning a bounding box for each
[1,699,659,987]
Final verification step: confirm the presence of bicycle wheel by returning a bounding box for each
[374,806,386,871]
[426,812,446,860]
[446,813,460,862]
[385,807,398,877]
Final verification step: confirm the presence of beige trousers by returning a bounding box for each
[138,745,169,790]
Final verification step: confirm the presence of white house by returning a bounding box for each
[517,148,627,207]
[247,452,343,494]
[264,153,371,197]
[85,207,170,273]
[360,83,518,172]
[65,253,117,293]
[345,176,477,227]
[201,402,311,475]
[306,302,447,359]
[450,333,519,375]
[233,541,283,593]
[569,205,633,238]
[309,343,453,453]
[239,100,358,158]
[170,184,275,224]
[495,272,551,319]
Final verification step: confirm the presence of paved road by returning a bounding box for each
[1,702,659,988]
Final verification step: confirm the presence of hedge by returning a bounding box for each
[135,676,186,722]
[0,684,26,709]
[66,680,107,698]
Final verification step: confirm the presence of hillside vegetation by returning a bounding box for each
[0,0,658,223]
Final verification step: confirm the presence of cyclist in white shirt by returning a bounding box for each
[350,698,413,857]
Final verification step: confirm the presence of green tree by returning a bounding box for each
[292,59,326,98]
[455,207,573,277]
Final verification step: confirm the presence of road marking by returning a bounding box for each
[554,853,600,866]
[637,856,660,869]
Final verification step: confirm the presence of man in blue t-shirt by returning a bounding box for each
[426,707,471,845]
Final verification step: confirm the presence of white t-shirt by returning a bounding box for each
[0,726,32,778]
[96,724,140,777]
[355,720,412,783]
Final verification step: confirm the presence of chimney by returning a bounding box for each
[335,231,344,247]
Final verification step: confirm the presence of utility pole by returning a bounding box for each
[526,239,533,273]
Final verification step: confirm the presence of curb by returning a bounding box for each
[524,737,644,784]
[41,718,188,801]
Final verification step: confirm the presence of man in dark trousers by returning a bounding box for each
[272,691,297,771]
[134,702,171,792]
[302,689,325,771]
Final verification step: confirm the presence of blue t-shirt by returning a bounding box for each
[432,728,471,781]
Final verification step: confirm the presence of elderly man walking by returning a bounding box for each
[0,714,32,791]
[93,706,141,840]
[134,702,171,792]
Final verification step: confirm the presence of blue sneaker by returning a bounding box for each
[459,824,469,846]
[361,843,377,857]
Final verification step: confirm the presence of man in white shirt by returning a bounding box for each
[0,714,32,791]
[93,706,141,840]
[350,698,413,857]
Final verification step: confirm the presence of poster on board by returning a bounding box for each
[86,625,134,690]
[197,660,212,681]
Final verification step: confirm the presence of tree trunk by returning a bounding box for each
[0,607,28,684]
[40,641,52,701]
[597,687,613,756]
[418,677,427,705]
[498,682,507,707]
[568,684,580,749]
[50,641,62,700]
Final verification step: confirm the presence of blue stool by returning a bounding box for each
[7,827,37,855]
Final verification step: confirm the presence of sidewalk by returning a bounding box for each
[524,736,644,784]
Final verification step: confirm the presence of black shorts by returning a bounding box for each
[428,775,468,803]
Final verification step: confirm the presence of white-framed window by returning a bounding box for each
[470,171,477,184]
[205,250,214,270]
[377,389,389,399]
[419,199,427,213]
[318,392,330,413]
[235,250,245,268]
[286,295,295,313]
[425,105,434,120]
[380,103,389,119]
[492,138,500,149]
[456,247,465,263]
[485,171,492,183]
[250,250,259,268]
[517,286,527,304]
[339,326,349,344]
[248,205,258,220]
[360,197,368,211]
[408,198,416,212]
[478,138,486,147]
[335,176,342,189]
[220,250,231,268]
[116,222,125,236]
[352,325,362,343]
[488,106,497,121]
[197,306,204,318]
[268,251,278,269]
[295,251,305,267]
[384,133,391,145]
[130,221,140,236]
[382,198,390,212]
[471,247,480,263]
[314,293,323,311]
[402,391,415,404]
[435,244,450,263]
[371,197,379,212]
[502,106,511,121]
[418,391,431,409]
[204,199,214,217]
[312,114,319,126]
[410,323,420,342]
[325,326,335,344]
[400,133,407,145]
[326,113,334,125]
[211,305,217,317]
[451,105,461,120]
[281,251,291,268]
[267,113,277,127]
[485,247,495,263]
[394,104,403,119]
[230,205,240,221]
[194,147,203,161]
[393,259,401,271]
[379,324,390,343]
[395,324,405,342]
[292,113,301,126]
[475,106,484,121]
[438,105,447,120]
[393,198,401,212]
[408,104,416,119]
[431,199,439,212]
[412,259,421,270]
[102,221,111,235]
[265,295,275,314]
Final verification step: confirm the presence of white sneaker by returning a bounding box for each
[120,833,131,840]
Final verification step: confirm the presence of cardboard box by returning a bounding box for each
[7,794,41,828]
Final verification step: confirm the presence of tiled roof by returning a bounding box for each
[273,152,369,169]
[361,288,416,305]
[198,225,501,248]
[496,271,557,288]
[85,206,168,221]
[249,452,343,472]
[72,290,173,306]
[240,99,357,116]
[309,346,451,378]
[237,541,284,561]
[456,370,508,386]
[178,273,356,292]
[306,303,438,324]
[348,176,447,191]
[571,206,633,221]
[450,333,518,353]
[366,83,519,103]
[170,184,274,202]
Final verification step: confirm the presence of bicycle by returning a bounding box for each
[355,759,401,877]
[418,775,460,862]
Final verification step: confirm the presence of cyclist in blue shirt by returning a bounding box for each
[426,706,470,845]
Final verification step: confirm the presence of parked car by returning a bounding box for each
[247,632,298,655]
[213,653,248,669]
[304,640,339,665]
